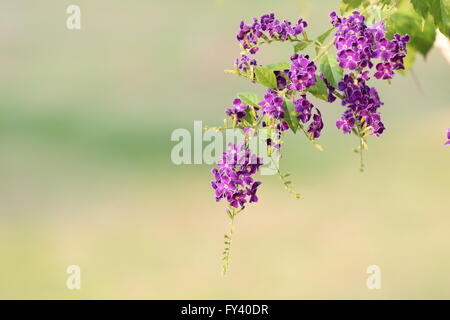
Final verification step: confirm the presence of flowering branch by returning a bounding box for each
[206,3,417,274]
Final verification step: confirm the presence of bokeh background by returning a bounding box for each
[0,0,449,299]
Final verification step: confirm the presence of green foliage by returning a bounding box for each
[430,0,450,38]
[278,171,303,200]
[294,40,314,53]
[254,66,278,89]
[316,27,335,45]
[283,99,299,134]
[318,53,343,89]
[410,0,449,38]
[237,92,260,107]
[387,11,436,57]
[340,0,369,13]
[411,0,431,19]
[265,62,291,71]
[308,75,329,101]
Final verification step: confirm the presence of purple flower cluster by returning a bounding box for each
[235,54,257,72]
[236,13,308,53]
[329,11,409,136]
[335,74,385,136]
[288,54,317,91]
[225,98,249,124]
[294,95,324,138]
[259,89,285,120]
[211,144,263,209]
[330,11,410,79]
[445,129,450,146]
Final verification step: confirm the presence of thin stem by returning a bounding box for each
[314,40,334,62]
[222,207,241,275]
[298,124,324,151]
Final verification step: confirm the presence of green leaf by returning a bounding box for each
[387,11,436,57]
[237,92,260,107]
[317,27,335,45]
[343,0,364,9]
[283,99,299,134]
[308,75,329,102]
[411,0,431,19]
[340,0,369,13]
[430,0,450,38]
[318,53,343,89]
[254,66,277,89]
[237,93,260,125]
[265,62,291,71]
[294,40,313,53]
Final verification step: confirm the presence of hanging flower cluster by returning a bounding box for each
[329,11,410,138]
[330,11,410,78]
[211,144,263,209]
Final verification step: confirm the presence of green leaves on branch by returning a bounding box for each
[265,62,291,71]
[237,92,261,125]
[387,10,436,57]
[308,75,329,102]
[430,0,450,38]
[294,40,314,53]
[254,66,277,89]
[283,100,299,134]
[340,0,370,14]
[316,27,335,46]
[237,92,260,107]
[318,53,343,88]
[411,0,450,38]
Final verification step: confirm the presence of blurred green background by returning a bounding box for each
[0,0,449,299]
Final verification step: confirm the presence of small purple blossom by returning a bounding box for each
[236,54,257,72]
[308,110,324,139]
[259,89,285,119]
[337,49,360,70]
[288,54,317,91]
[211,144,263,209]
[445,129,450,146]
[374,62,394,80]
[294,95,313,123]
[225,98,248,123]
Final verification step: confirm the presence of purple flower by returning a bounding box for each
[445,129,450,146]
[373,38,395,61]
[294,95,313,123]
[236,54,257,72]
[225,98,249,123]
[247,181,261,203]
[288,54,317,91]
[259,89,284,119]
[320,73,337,102]
[374,62,394,80]
[211,144,263,209]
[274,70,289,90]
[337,49,360,70]
[308,110,324,138]
[336,109,355,134]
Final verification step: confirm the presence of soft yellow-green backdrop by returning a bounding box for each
[0,0,449,299]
